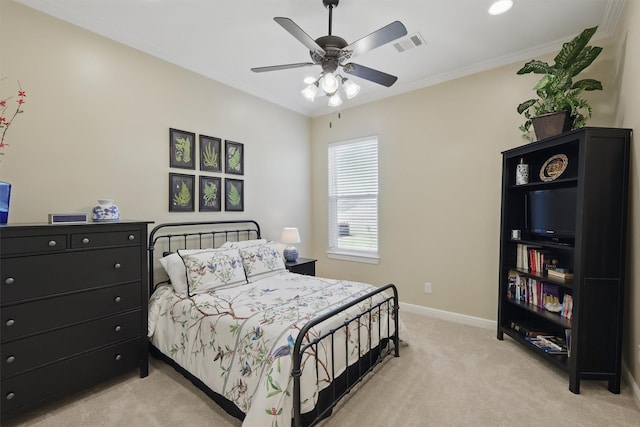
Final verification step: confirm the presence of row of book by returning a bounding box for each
[509,320,571,356]
[515,244,573,280]
[516,243,555,273]
[507,270,573,318]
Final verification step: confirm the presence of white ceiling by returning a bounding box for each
[14,0,623,117]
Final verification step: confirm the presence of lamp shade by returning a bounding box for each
[280,227,301,244]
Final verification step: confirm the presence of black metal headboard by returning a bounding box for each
[147,220,261,292]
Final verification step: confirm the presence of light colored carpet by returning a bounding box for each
[5,311,640,426]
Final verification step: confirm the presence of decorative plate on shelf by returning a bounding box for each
[539,154,568,182]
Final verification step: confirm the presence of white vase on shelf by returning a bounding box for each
[91,199,120,222]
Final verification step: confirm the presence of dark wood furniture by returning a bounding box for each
[497,127,631,393]
[1,221,150,421]
[285,257,317,276]
[147,221,399,427]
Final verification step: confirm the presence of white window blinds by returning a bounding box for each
[328,136,379,262]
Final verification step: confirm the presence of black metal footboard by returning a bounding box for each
[292,284,400,427]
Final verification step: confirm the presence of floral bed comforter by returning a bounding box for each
[148,271,396,427]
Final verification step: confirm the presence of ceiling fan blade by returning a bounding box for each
[274,17,326,58]
[342,21,408,59]
[342,63,398,87]
[251,62,316,73]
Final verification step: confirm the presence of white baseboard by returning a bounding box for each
[400,302,495,330]
[622,360,640,411]
[401,302,640,409]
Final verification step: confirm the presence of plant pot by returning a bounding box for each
[531,111,574,140]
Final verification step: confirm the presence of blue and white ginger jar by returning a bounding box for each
[91,199,120,221]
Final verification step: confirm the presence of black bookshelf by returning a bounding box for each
[497,127,631,394]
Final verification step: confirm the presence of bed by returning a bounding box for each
[147,221,400,427]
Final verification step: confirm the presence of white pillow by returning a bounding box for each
[158,249,211,294]
[221,238,266,249]
[239,242,286,282]
[178,248,247,295]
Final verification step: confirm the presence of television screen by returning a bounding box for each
[527,188,577,238]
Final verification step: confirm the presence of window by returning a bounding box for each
[328,136,379,263]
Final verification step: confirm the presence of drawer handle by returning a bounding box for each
[6,355,15,364]
[114,263,121,269]
[48,240,57,247]
[82,237,90,244]
[115,325,122,332]
[5,277,15,285]
[114,296,122,303]
[6,392,15,401]
[6,319,15,327]
[128,234,135,241]
[115,354,122,361]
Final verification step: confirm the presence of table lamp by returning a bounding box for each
[281,227,301,262]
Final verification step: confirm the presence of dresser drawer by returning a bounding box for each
[1,339,141,418]
[2,310,141,379]
[1,282,142,341]
[1,235,68,256]
[71,229,143,249]
[1,247,141,304]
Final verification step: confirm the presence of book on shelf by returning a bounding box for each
[509,320,548,338]
[561,294,573,319]
[525,335,569,355]
[547,269,574,280]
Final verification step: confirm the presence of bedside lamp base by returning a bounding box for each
[283,245,299,262]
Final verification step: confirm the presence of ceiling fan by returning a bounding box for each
[251,0,408,104]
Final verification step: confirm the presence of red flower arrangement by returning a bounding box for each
[0,79,26,156]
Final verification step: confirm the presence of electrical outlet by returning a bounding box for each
[424,282,432,294]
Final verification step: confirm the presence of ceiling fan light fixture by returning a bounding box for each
[321,72,339,94]
[303,76,317,85]
[328,93,343,107]
[301,82,319,101]
[488,0,513,15]
[342,78,360,99]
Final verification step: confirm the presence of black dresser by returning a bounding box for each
[0,221,150,421]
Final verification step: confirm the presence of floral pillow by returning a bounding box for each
[239,242,286,282]
[158,249,211,294]
[221,238,266,249]
[178,248,247,295]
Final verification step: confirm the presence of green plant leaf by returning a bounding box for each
[228,183,241,206]
[173,181,192,207]
[228,148,241,171]
[517,99,537,114]
[517,60,553,75]
[571,78,603,91]
[554,26,598,70]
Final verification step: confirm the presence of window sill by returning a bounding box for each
[326,250,380,265]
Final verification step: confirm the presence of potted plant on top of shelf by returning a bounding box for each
[516,26,603,141]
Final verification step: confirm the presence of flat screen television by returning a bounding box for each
[527,188,577,238]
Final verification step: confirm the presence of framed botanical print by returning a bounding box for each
[169,128,196,170]
[199,134,222,172]
[169,173,195,212]
[199,176,222,212]
[224,178,244,211]
[225,140,244,175]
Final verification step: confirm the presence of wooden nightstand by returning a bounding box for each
[285,258,317,276]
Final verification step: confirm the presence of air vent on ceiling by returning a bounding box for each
[393,33,426,53]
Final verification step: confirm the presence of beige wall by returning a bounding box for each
[0,1,312,247]
[2,0,638,393]
[309,7,635,387]
[613,0,640,393]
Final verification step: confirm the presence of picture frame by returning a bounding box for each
[199,176,222,212]
[169,173,195,212]
[199,134,222,172]
[224,178,244,212]
[169,128,196,170]
[225,140,244,175]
